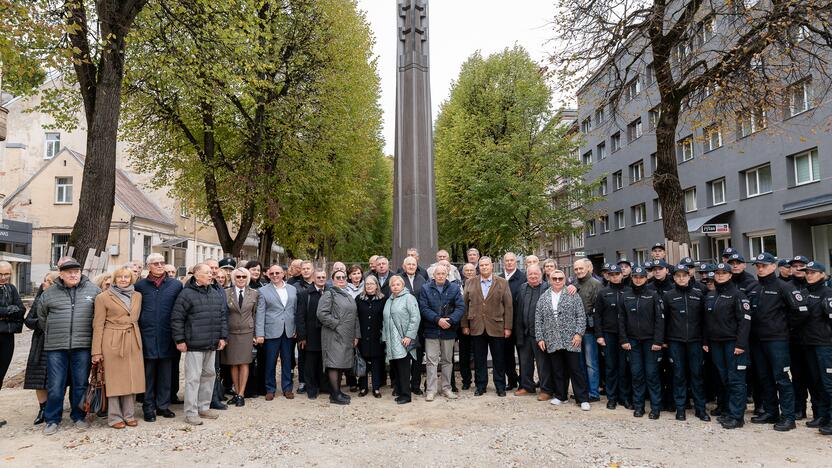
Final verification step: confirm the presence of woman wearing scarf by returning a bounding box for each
[92,267,145,428]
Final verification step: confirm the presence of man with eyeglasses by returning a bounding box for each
[164,264,178,278]
[256,265,298,400]
[135,253,183,422]
[36,258,101,435]
[0,261,26,427]
[205,258,231,410]
[295,270,329,399]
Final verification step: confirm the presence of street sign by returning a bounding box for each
[702,223,730,234]
[574,251,586,257]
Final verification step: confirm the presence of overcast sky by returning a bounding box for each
[355,0,560,155]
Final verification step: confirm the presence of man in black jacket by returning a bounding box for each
[664,264,709,421]
[500,252,526,391]
[798,261,832,433]
[0,261,25,428]
[594,265,631,409]
[513,265,548,398]
[171,263,228,425]
[295,270,328,399]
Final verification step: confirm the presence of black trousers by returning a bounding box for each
[359,358,384,391]
[391,356,412,399]
[411,336,425,391]
[297,343,306,385]
[0,334,14,389]
[247,344,267,396]
[791,339,816,415]
[504,336,518,386]
[170,349,181,401]
[143,357,172,415]
[547,349,589,403]
[458,334,473,386]
[303,350,324,396]
[472,334,506,392]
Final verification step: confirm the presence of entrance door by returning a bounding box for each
[811,224,832,266]
[713,237,732,262]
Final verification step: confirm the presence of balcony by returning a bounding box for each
[0,106,7,141]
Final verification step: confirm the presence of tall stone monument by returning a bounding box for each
[393,0,437,267]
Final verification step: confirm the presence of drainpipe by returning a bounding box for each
[128,215,135,262]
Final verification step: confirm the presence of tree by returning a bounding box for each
[550,0,832,245]
[2,0,150,264]
[434,46,596,257]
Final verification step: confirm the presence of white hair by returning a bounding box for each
[146,253,165,265]
[0,261,11,270]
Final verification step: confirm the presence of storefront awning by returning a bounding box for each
[154,237,189,249]
[687,209,734,233]
[780,194,832,220]
[0,252,31,263]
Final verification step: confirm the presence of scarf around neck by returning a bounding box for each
[110,284,135,310]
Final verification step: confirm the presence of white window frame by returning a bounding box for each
[630,160,644,184]
[711,178,726,206]
[748,232,777,258]
[633,203,647,225]
[654,198,663,220]
[648,107,660,131]
[615,210,625,229]
[595,107,605,125]
[644,63,655,86]
[611,132,621,152]
[55,177,73,204]
[738,109,767,138]
[679,136,694,162]
[745,164,772,197]
[690,241,700,262]
[597,143,606,160]
[625,77,641,102]
[704,125,722,152]
[45,133,61,160]
[581,117,592,134]
[684,187,697,212]
[698,17,715,45]
[613,171,623,190]
[600,214,610,233]
[628,118,643,142]
[793,149,820,185]
[582,151,593,165]
[599,178,608,196]
[586,220,597,237]
[788,78,813,117]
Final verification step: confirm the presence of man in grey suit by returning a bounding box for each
[256,265,298,400]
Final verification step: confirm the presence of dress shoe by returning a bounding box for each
[265,392,275,401]
[307,392,318,400]
[773,418,796,432]
[297,384,306,394]
[210,401,228,410]
[329,393,350,405]
[412,389,424,396]
[753,405,765,416]
[156,408,176,418]
[496,390,506,397]
[606,401,617,410]
[589,396,601,402]
[395,396,412,405]
[795,409,807,420]
[373,390,382,399]
[461,383,471,390]
[349,386,359,393]
[717,414,730,424]
[474,388,486,396]
[820,424,832,435]
[235,397,245,407]
[721,418,744,429]
[514,389,532,396]
[633,408,645,418]
[283,391,295,400]
[359,389,369,397]
[806,417,830,428]
[34,402,46,425]
[751,413,778,424]
[649,410,661,420]
[537,392,552,402]
[451,385,459,393]
[675,409,686,421]
[170,396,183,405]
[143,414,156,422]
[622,401,634,410]
[710,406,724,417]
[126,419,138,427]
[695,410,711,422]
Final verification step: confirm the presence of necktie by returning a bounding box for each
[238,289,244,308]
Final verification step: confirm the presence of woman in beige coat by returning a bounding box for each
[92,267,145,428]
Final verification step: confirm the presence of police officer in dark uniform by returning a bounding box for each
[647,260,674,294]
[797,261,832,434]
[664,264,709,421]
[705,263,752,429]
[788,255,814,419]
[727,252,763,414]
[778,259,792,282]
[618,258,633,288]
[749,252,807,431]
[647,260,674,411]
[620,265,665,419]
[594,264,631,410]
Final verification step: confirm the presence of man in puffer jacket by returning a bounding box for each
[0,261,26,428]
[171,263,228,425]
[35,259,101,435]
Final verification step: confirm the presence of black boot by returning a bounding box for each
[34,402,46,425]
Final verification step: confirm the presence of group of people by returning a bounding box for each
[0,243,829,438]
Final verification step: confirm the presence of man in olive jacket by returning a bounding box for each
[171,263,228,425]
[462,256,513,397]
[35,259,101,435]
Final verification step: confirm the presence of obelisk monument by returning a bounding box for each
[393,0,438,268]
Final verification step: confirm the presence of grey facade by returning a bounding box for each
[577,61,832,268]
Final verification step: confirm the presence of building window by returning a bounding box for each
[673,41,691,63]
[745,164,772,197]
[615,210,625,229]
[644,63,655,86]
[709,178,726,206]
[599,178,608,196]
[143,235,152,262]
[648,107,660,131]
[678,135,694,162]
[690,241,701,261]
[613,171,623,191]
[627,118,643,142]
[611,132,621,152]
[51,234,70,267]
[738,108,767,138]
[55,177,73,204]
[697,16,715,45]
[650,153,658,171]
[600,214,610,233]
[629,160,644,184]
[634,248,648,265]
[748,232,777,257]
[793,148,820,185]
[624,77,641,102]
[180,204,190,218]
[581,117,592,134]
[704,125,722,152]
[632,203,647,225]
[582,151,592,165]
[597,143,606,160]
[787,77,813,117]
[595,107,606,125]
[654,198,663,220]
[684,187,697,212]
[586,220,597,237]
[44,133,61,160]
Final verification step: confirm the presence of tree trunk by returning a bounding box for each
[652,101,691,245]
[258,225,274,267]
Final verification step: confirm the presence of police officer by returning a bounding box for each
[749,252,807,431]
[704,263,752,429]
[599,263,610,287]
[789,256,810,289]
[664,264,709,421]
[789,255,814,420]
[620,265,665,419]
[648,260,674,294]
[618,258,633,287]
[594,265,631,410]
[727,252,762,414]
[798,262,832,434]
[647,260,674,411]
[698,263,716,292]
[651,243,667,261]
[778,259,792,282]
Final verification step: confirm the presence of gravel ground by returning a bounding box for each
[1,330,831,467]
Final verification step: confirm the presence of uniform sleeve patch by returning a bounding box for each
[737,365,747,370]
[799,306,808,312]
[795,293,803,301]
[783,367,790,373]
[742,302,751,311]
[744,314,751,320]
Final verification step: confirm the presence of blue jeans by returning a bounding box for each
[582,332,600,398]
[752,340,795,419]
[264,334,293,393]
[628,339,661,411]
[710,341,749,420]
[807,345,832,421]
[668,341,705,412]
[45,349,91,425]
[602,332,631,404]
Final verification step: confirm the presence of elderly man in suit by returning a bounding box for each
[500,252,526,390]
[462,256,514,397]
[401,256,428,394]
[256,265,298,400]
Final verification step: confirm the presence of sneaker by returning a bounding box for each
[74,419,91,430]
[198,410,220,420]
[442,390,458,400]
[580,402,591,411]
[185,416,203,426]
[44,423,59,436]
[549,397,563,406]
[425,392,435,402]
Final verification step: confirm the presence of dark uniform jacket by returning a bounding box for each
[752,273,807,341]
[663,283,705,343]
[797,281,832,346]
[593,282,626,335]
[513,281,549,345]
[619,284,664,345]
[704,281,751,349]
[296,285,325,352]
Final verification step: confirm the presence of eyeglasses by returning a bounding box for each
[234,276,247,279]
[334,275,346,280]
[149,262,165,266]
[551,277,565,282]
[268,272,282,276]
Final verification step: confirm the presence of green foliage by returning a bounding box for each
[435,46,596,255]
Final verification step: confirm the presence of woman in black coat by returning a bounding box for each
[24,272,58,425]
[355,275,386,398]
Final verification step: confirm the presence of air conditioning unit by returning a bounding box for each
[109,244,119,256]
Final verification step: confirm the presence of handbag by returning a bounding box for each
[82,361,107,416]
[353,349,368,377]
